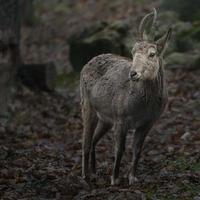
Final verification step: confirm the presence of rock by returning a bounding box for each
[180,132,192,141]
[65,174,90,194]
[0,63,12,117]
[0,126,5,134]
[194,196,200,200]
[18,62,57,91]
[157,12,197,53]
[69,20,129,71]
[121,34,135,58]
[159,168,170,177]
[167,146,174,153]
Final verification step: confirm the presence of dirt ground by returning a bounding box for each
[0,1,200,199]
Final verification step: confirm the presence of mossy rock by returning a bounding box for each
[192,56,200,70]
[187,21,200,41]
[174,21,194,52]
[69,21,108,43]
[121,34,135,58]
[155,11,179,55]
[174,20,200,51]
[55,72,79,93]
[69,20,129,71]
[166,52,200,70]
[157,12,199,53]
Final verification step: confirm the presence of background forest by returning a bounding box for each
[0,0,200,199]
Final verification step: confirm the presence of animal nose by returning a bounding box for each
[130,71,137,78]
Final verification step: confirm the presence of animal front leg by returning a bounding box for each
[129,124,151,185]
[111,122,127,185]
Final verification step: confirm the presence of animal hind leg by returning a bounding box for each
[82,100,97,181]
[91,120,111,173]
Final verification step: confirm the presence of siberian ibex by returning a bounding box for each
[80,9,172,185]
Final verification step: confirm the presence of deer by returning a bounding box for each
[80,9,172,185]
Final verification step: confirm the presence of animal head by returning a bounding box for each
[129,9,172,81]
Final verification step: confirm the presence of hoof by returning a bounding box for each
[111,176,120,186]
[128,175,138,185]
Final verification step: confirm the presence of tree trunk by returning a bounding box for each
[20,0,35,26]
[0,0,21,117]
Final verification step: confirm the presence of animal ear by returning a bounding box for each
[156,28,172,56]
[138,8,157,41]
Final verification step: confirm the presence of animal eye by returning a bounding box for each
[149,52,156,58]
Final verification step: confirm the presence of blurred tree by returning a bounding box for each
[161,0,200,21]
[0,0,21,117]
[20,0,36,26]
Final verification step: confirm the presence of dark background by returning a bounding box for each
[0,0,200,199]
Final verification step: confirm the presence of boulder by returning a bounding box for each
[18,62,57,91]
[121,34,135,58]
[0,63,12,117]
[153,11,179,56]
[69,20,129,71]
[156,12,192,54]
[157,12,200,53]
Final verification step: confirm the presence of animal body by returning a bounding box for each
[80,9,172,185]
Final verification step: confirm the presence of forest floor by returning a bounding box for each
[1,68,200,200]
[0,1,200,200]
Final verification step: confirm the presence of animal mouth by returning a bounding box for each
[129,73,140,81]
[130,76,140,81]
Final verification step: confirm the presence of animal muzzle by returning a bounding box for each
[129,70,141,81]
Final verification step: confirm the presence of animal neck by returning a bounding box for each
[139,58,165,103]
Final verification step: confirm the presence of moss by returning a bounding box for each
[190,162,200,172]
[145,179,200,200]
[166,52,200,70]
[83,29,120,44]
[194,10,200,21]
[166,53,188,66]
[188,21,200,41]
[109,21,128,35]
[121,35,135,58]
[145,184,179,200]
[169,157,189,171]
[180,182,200,199]
[54,2,70,15]
[56,72,79,90]
[68,21,108,44]
[164,156,200,173]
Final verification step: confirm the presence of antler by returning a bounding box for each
[138,8,157,41]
